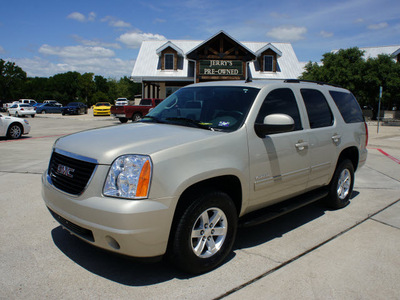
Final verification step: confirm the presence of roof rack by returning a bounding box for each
[284,79,342,88]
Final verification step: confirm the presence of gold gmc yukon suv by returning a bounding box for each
[42,80,368,274]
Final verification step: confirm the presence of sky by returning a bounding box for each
[1,0,399,79]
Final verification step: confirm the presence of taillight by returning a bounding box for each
[364,122,368,147]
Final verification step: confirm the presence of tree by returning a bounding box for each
[0,59,27,100]
[301,48,365,96]
[48,72,81,104]
[363,54,400,111]
[301,48,400,114]
[78,72,95,105]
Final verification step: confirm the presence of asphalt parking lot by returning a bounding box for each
[1,111,399,299]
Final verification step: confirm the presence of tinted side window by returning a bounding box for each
[256,88,302,131]
[329,91,364,123]
[301,89,333,128]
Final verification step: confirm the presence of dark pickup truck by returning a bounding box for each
[111,98,163,123]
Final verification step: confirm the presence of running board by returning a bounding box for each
[239,188,329,228]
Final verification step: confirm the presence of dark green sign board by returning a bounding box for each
[199,60,243,76]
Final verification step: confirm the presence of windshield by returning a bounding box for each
[141,86,259,132]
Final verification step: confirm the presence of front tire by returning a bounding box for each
[169,191,237,274]
[7,123,22,139]
[326,159,354,209]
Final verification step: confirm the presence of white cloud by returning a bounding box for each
[0,45,5,54]
[10,56,134,78]
[71,35,121,49]
[67,11,96,22]
[88,12,96,22]
[118,32,167,48]
[368,22,389,30]
[266,26,307,42]
[67,12,86,22]
[101,16,131,28]
[39,45,115,59]
[319,30,334,38]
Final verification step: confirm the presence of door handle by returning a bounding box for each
[332,134,342,145]
[295,140,309,151]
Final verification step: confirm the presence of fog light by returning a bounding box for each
[105,236,120,250]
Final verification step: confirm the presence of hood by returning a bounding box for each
[54,123,221,164]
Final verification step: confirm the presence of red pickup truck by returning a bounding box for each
[111,98,163,123]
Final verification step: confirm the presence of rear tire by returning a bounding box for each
[326,159,354,209]
[169,191,237,274]
[132,113,142,122]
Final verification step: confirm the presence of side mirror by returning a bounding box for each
[254,114,295,138]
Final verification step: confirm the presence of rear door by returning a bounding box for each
[299,88,337,189]
[248,88,310,209]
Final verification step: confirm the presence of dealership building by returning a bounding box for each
[131,31,304,99]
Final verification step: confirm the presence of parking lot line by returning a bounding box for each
[368,147,400,164]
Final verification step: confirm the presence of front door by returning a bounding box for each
[248,88,310,210]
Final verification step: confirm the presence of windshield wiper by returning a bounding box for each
[165,117,213,130]
[140,116,164,123]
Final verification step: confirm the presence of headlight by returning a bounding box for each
[103,155,152,199]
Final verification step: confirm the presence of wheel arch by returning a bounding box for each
[7,122,23,138]
[337,146,360,171]
[167,175,242,243]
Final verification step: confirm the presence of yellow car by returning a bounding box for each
[93,102,111,116]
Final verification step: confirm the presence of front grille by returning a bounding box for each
[48,207,94,242]
[48,151,96,195]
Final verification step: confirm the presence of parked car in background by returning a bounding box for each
[93,102,112,116]
[0,113,31,139]
[43,100,62,106]
[115,98,129,106]
[61,102,88,115]
[8,103,36,118]
[35,103,63,114]
[19,99,37,105]
[0,101,11,112]
[111,98,163,123]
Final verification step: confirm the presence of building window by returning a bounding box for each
[166,87,180,97]
[164,54,174,70]
[263,55,273,72]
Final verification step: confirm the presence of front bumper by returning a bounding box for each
[93,110,110,116]
[41,168,176,258]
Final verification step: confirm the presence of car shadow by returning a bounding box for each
[51,227,192,285]
[235,190,360,250]
[51,190,360,285]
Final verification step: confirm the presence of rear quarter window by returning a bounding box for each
[329,91,364,123]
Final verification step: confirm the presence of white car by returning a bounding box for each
[0,114,31,139]
[19,99,37,105]
[115,98,129,106]
[8,103,36,118]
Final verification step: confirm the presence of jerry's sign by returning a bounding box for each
[199,60,243,76]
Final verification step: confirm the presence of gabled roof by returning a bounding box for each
[156,41,184,56]
[186,30,256,60]
[392,48,400,57]
[131,36,303,81]
[255,43,282,57]
[333,45,400,59]
[360,45,400,59]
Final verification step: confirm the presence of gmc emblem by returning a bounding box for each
[57,164,75,178]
